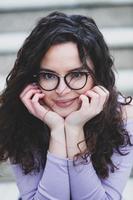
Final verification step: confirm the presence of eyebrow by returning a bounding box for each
[40,66,87,74]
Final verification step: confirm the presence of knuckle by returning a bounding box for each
[31,96,37,102]
[94,94,99,98]
[107,91,110,96]
[101,93,106,98]
[96,85,100,89]
[20,97,26,103]
[96,108,101,114]
[32,98,37,103]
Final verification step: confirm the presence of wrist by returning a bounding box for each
[49,137,67,158]
[49,125,67,158]
[64,117,85,130]
[65,126,87,159]
[51,124,65,135]
[65,124,83,137]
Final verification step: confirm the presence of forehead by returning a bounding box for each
[40,42,94,73]
[40,42,83,73]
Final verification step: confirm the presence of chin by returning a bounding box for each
[54,109,73,118]
[52,102,81,118]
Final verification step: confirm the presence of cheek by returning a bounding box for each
[41,91,54,106]
[45,95,53,102]
[77,78,94,95]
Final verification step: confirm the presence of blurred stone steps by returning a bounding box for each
[0,28,133,53]
[0,0,133,33]
[0,161,14,182]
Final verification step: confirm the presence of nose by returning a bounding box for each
[55,77,71,95]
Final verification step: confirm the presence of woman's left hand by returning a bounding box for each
[65,85,109,129]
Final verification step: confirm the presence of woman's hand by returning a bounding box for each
[65,85,109,129]
[20,84,64,131]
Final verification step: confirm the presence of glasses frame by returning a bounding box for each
[33,70,91,91]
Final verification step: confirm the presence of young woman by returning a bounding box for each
[0,11,133,200]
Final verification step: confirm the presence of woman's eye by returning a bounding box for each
[43,73,56,79]
[71,72,82,78]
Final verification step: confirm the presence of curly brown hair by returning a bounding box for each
[0,11,132,178]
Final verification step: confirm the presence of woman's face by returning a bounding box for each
[40,42,94,117]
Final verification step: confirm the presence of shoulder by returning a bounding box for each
[121,98,133,137]
[122,98,133,121]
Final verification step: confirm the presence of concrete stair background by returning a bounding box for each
[0,0,133,192]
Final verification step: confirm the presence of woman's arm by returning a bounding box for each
[65,126,87,159]
[13,84,70,199]
[11,127,70,200]
[65,119,133,200]
[11,152,70,200]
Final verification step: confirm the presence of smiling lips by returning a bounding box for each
[54,98,77,108]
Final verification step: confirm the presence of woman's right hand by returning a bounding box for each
[20,84,65,131]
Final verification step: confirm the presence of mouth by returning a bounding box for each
[53,98,77,108]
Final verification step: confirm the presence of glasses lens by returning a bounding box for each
[38,72,58,90]
[66,72,87,89]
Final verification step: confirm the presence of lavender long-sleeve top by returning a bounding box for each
[11,119,133,200]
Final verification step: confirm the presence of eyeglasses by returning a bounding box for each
[33,69,91,91]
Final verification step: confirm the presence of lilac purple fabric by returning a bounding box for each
[11,119,133,200]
